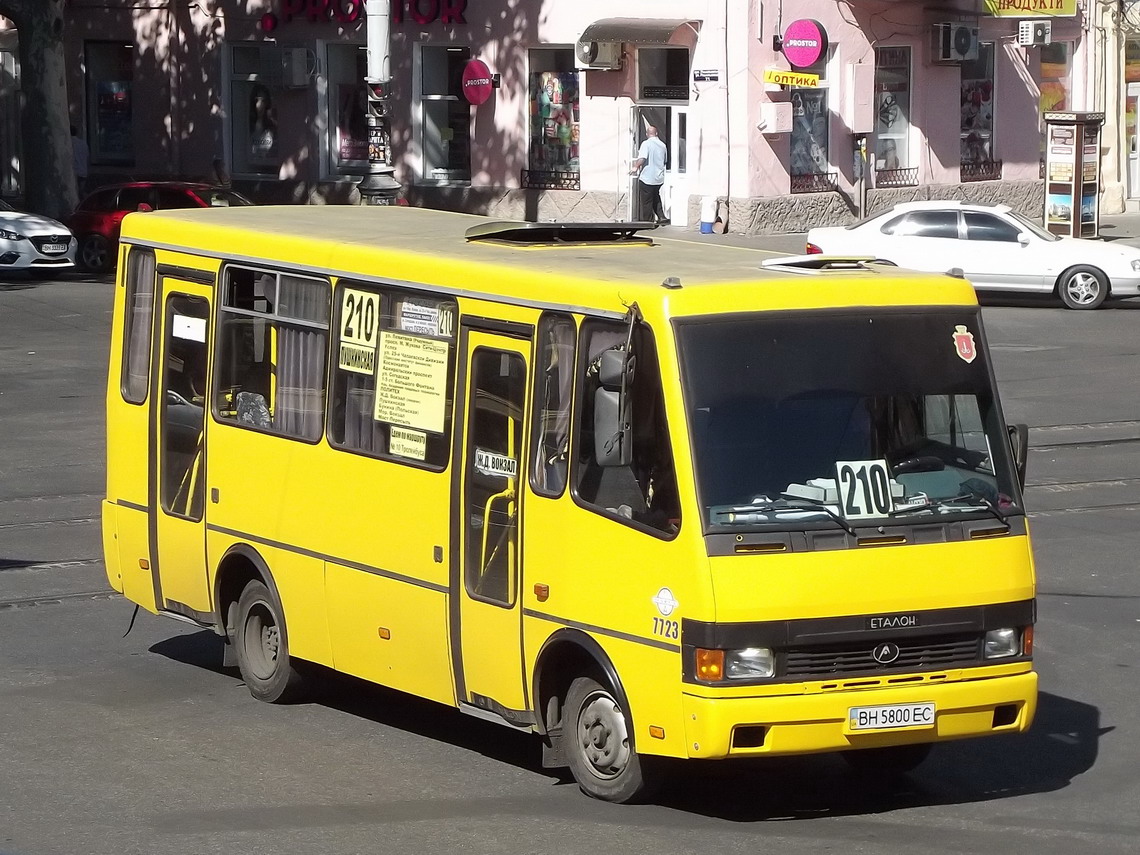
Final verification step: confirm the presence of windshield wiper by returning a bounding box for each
[890,491,1008,525]
[717,498,858,536]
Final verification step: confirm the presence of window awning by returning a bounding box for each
[578,17,702,47]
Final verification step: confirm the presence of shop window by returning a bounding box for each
[419,46,471,183]
[961,43,997,173]
[329,45,369,173]
[874,46,914,186]
[526,49,580,190]
[229,45,280,177]
[85,42,134,166]
[638,47,690,101]
[790,89,829,176]
[1040,43,1071,172]
[1127,41,1140,158]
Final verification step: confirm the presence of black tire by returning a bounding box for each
[564,676,658,803]
[842,742,933,777]
[1056,265,1108,310]
[78,233,113,273]
[233,580,306,704]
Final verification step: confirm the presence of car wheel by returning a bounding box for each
[1057,265,1108,310]
[78,234,113,273]
[234,579,307,704]
[564,675,659,803]
[842,742,933,777]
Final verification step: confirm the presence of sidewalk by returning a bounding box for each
[658,209,1140,253]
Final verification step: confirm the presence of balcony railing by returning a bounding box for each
[874,167,919,188]
[521,169,580,191]
[961,159,1003,182]
[790,171,838,194]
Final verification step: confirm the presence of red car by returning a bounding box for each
[68,181,252,272]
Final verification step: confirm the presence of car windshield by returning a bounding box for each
[1008,211,1059,242]
[675,309,1023,532]
[0,199,12,213]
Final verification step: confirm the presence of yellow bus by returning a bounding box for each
[102,207,1036,802]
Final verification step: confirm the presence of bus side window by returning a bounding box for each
[327,283,457,469]
[214,266,330,442]
[120,248,156,404]
[573,320,680,535]
[530,313,576,497]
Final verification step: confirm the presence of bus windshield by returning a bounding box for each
[675,309,1023,531]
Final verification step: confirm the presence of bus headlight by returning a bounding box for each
[983,628,1019,659]
[725,647,775,679]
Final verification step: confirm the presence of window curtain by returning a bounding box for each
[276,275,329,440]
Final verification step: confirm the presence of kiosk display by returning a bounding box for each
[1044,111,1103,238]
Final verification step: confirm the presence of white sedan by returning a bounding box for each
[806,200,1140,309]
[0,199,76,275]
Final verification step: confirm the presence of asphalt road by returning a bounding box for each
[1,268,1138,854]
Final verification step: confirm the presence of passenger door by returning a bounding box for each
[960,211,1048,292]
[150,276,213,619]
[453,328,532,722]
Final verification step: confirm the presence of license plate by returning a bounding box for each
[41,243,68,253]
[849,702,935,731]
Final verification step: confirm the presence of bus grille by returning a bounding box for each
[783,634,981,677]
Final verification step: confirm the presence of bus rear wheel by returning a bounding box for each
[564,676,657,803]
[234,579,306,704]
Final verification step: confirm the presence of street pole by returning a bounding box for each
[359,0,401,204]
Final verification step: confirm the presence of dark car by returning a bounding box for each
[68,181,252,272]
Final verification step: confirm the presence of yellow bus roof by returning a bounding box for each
[122,205,979,318]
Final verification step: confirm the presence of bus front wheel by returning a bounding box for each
[234,579,306,704]
[564,676,658,803]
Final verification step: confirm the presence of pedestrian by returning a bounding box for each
[630,125,668,225]
[71,125,90,198]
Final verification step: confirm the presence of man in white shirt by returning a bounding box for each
[630,125,668,225]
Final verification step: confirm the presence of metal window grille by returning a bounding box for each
[790,172,838,194]
[961,159,1003,182]
[521,169,581,191]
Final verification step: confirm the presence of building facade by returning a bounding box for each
[0,0,1124,231]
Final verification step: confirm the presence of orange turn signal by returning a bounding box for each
[377,627,391,640]
[648,725,665,740]
[1023,625,1033,655]
[695,648,725,681]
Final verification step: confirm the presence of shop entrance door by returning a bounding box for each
[630,106,688,227]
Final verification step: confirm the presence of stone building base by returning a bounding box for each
[406,179,1046,236]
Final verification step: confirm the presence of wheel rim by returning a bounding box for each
[243,601,280,680]
[82,239,106,269]
[1065,272,1100,305]
[575,689,631,780]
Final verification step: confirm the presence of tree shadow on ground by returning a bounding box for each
[152,630,1103,820]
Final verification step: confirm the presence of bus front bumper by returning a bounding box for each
[680,669,1037,759]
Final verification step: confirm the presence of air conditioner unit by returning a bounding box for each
[1018,20,1052,46]
[931,23,979,63]
[281,47,313,88]
[575,40,622,70]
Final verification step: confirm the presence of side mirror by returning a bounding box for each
[593,350,635,467]
[1007,423,1028,489]
[1017,233,1030,247]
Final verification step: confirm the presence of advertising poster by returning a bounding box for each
[529,71,579,173]
[1082,125,1100,183]
[1048,124,1075,182]
[95,81,133,160]
[1081,193,1095,224]
[789,88,828,176]
[1047,192,1072,224]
